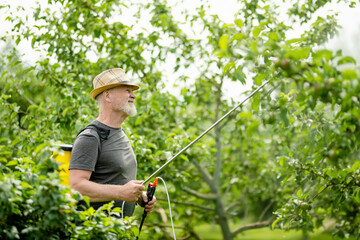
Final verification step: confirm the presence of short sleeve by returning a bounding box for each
[69,131,99,171]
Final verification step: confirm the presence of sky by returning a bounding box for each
[1,0,360,100]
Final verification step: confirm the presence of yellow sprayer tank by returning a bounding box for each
[54,144,72,185]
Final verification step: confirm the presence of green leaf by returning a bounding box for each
[353,188,360,204]
[232,33,246,41]
[180,87,187,96]
[313,49,332,64]
[272,218,282,229]
[297,189,302,198]
[174,65,180,72]
[146,143,157,149]
[254,73,266,85]
[234,19,243,28]
[234,67,246,84]
[278,156,286,167]
[179,155,189,161]
[219,34,229,51]
[252,27,261,38]
[223,61,235,74]
[15,36,21,45]
[247,121,260,135]
[251,94,260,111]
[352,162,360,172]
[269,32,279,41]
[6,160,18,166]
[280,108,289,127]
[341,69,357,79]
[286,38,302,44]
[239,112,252,119]
[34,143,46,154]
[287,47,311,60]
[222,24,234,28]
[21,181,33,189]
[337,56,356,65]
[23,66,35,74]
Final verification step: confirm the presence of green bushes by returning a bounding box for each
[0,154,138,239]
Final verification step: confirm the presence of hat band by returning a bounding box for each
[116,81,132,84]
[97,80,134,87]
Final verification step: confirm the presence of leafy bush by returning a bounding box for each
[0,146,138,240]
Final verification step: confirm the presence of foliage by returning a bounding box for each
[1,0,360,239]
[0,46,138,239]
[0,140,138,239]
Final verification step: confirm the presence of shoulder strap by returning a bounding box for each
[77,124,110,142]
[76,124,110,154]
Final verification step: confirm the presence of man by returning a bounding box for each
[69,68,156,217]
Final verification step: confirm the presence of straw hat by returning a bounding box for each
[90,68,139,99]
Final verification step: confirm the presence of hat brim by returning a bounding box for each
[90,83,139,99]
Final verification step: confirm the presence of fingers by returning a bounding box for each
[122,180,145,202]
[131,180,145,189]
[144,196,156,214]
[134,182,145,201]
[141,192,148,203]
[133,180,145,185]
[131,180,145,193]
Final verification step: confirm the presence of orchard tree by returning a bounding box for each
[142,0,360,239]
[1,0,359,239]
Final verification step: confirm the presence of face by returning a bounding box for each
[107,86,137,117]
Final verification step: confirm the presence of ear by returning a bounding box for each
[103,90,112,102]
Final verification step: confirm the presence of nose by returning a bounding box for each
[130,91,136,99]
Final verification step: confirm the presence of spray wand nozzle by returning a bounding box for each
[141,177,158,207]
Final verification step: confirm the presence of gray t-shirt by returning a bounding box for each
[69,120,137,216]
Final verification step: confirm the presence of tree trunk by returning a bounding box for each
[213,78,232,239]
[215,195,233,240]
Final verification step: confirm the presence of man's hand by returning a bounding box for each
[120,180,145,202]
[138,191,156,214]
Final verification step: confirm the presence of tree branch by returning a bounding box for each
[310,184,331,203]
[157,197,215,211]
[225,201,243,212]
[259,200,274,222]
[184,187,217,200]
[226,187,246,213]
[213,76,224,183]
[191,158,214,187]
[231,219,273,238]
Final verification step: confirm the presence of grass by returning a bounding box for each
[195,223,351,240]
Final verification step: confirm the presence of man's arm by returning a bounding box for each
[69,169,145,202]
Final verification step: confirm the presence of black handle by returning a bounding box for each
[141,183,156,207]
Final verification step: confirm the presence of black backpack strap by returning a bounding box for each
[77,124,110,142]
[76,124,111,154]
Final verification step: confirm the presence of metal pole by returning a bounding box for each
[143,80,270,184]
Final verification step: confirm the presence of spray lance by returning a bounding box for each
[137,80,270,239]
[143,80,270,185]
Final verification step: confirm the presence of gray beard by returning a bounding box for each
[122,103,137,117]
